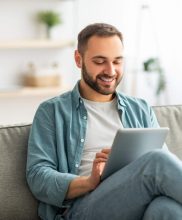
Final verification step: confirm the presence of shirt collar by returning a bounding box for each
[72,81,83,109]
[115,91,127,108]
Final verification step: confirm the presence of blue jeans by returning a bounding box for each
[64,150,182,220]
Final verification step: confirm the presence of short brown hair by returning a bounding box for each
[77,23,123,55]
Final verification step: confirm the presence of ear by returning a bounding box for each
[74,50,82,68]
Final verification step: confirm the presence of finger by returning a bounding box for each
[99,162,106,175]
[95,152,109,159]
[93,158,107,163]
[92,160,102,173]
[101,148,111,154]
[92,161,106,177]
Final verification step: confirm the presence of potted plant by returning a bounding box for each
[37,10,62,39]
[143,57,166,96]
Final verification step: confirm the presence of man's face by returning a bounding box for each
[77,35,124,96]
[81,59,123,95]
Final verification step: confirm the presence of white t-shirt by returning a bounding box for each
[78,97,123,176]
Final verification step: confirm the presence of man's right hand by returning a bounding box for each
[66,148,111,199]
[87,148,111,190]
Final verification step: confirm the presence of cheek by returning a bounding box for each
[117,65,124,74]
[87,64,103,76]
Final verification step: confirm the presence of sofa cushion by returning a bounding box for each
[0,124,40,220]
[153,105,182,160]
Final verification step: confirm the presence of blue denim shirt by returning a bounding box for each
[26,81,160,220]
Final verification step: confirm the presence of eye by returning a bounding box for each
[93,59,105,65]
[113,58,123,65]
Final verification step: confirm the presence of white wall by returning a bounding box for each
[0,0,182,106]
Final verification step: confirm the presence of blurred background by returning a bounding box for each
[0,0,181,124]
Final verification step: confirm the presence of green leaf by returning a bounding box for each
[37,10,62,28]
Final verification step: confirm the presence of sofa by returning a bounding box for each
[0,105,182,220]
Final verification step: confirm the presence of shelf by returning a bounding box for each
[0,85,71,125]
[0,39,75,49]
[0,85,70,98]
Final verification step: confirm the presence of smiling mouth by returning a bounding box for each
[98,76,116,83]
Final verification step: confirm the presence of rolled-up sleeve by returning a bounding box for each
[26,103,77,207]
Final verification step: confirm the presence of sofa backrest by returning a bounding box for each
[0,105,182,220]
[153,105,182,160]
[0,124,40,220]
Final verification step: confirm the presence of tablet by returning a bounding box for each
[101,127,169,181]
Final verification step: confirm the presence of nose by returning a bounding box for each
[104,62,116,76]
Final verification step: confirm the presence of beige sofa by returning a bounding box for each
[0,105,182,220]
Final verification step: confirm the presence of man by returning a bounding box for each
[27,23,182,220]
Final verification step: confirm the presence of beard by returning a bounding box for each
[81,62,122,95]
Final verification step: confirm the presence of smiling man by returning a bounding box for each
[27,23,182,220]
[77,34,124,99]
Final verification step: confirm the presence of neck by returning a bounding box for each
[79,80,115,102]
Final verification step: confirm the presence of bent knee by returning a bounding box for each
[143,196,182,220]
[146,149,177,164]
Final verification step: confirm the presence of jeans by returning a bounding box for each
[64,150,182,220]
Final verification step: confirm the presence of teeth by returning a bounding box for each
[100,77,114,82]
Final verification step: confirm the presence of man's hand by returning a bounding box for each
[87,148,111,190]
[66,148,111,199]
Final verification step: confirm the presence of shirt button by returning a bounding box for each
[80,138,84,143]
[83,116,87,120]
[75,163,79,168]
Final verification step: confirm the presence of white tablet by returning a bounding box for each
[101,127,169,181]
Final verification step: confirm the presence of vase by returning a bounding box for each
[46,26,52,39]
